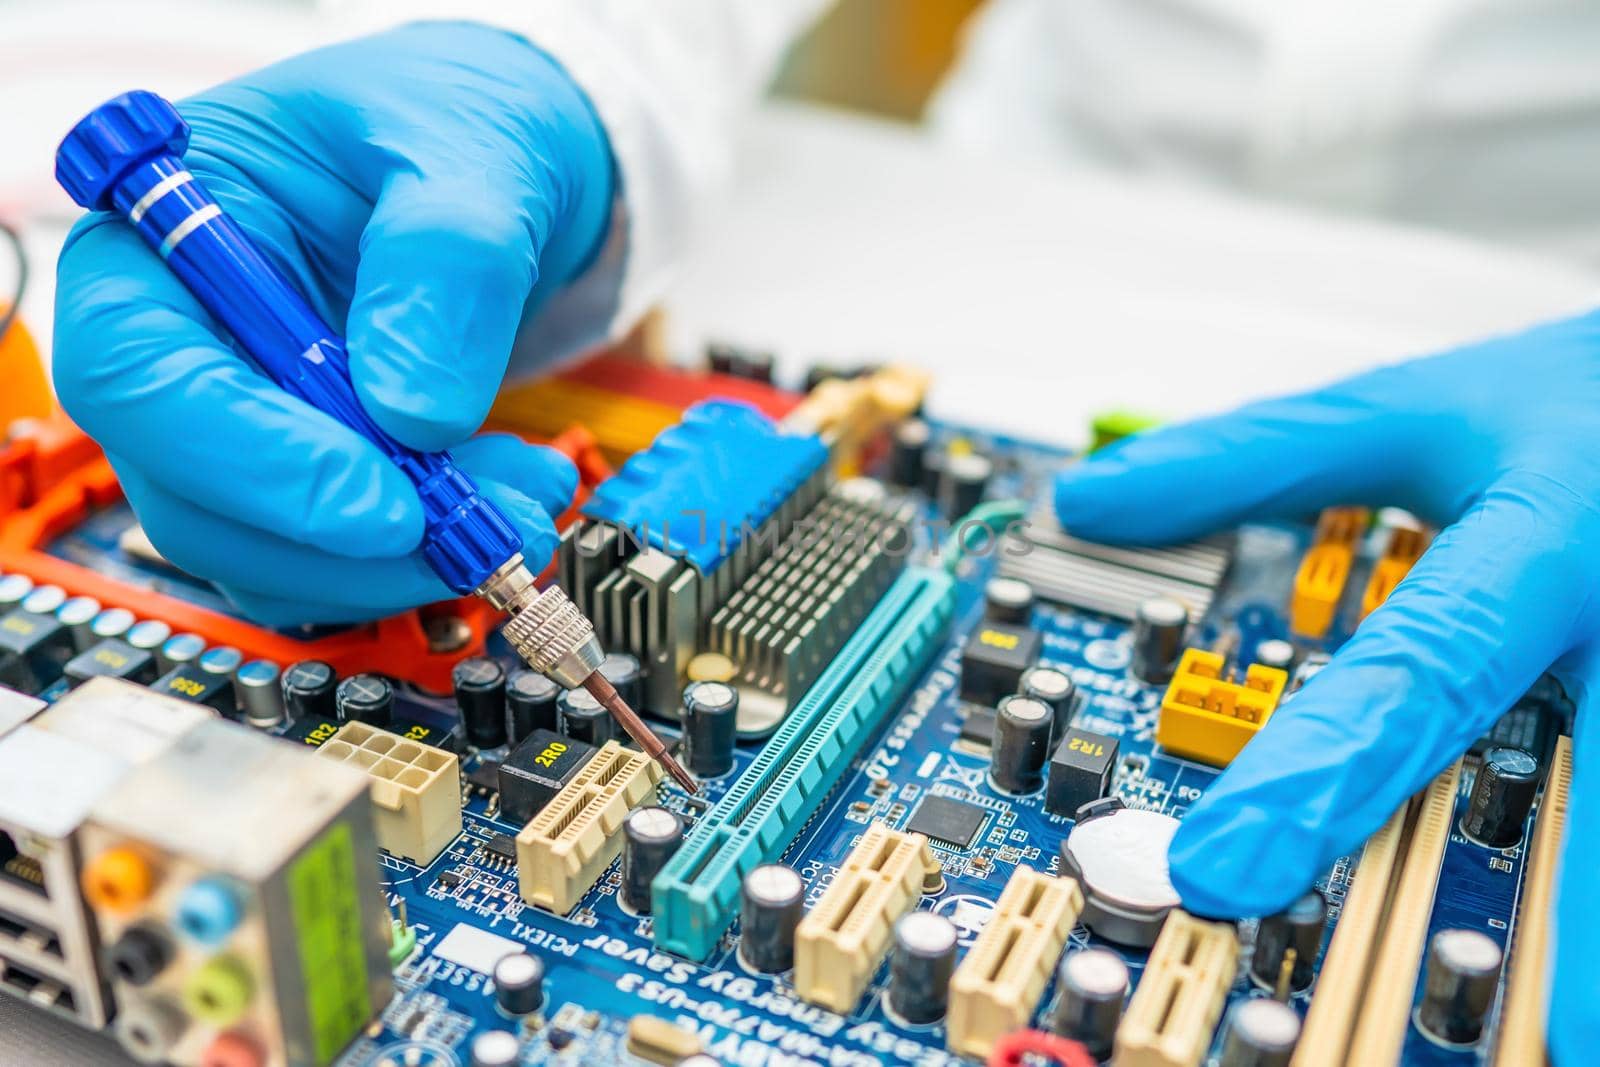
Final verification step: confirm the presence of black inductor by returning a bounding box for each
[682,681,739,777]
[990,694,1053,795]
[453,656,508,749]
[621,806,684,914]
[740,864,804,973]
[335,673,394,729]
[505,669,561,746]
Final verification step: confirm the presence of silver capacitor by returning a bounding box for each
[235,660,285,728]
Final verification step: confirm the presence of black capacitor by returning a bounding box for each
[1050,948,1128,1059]
[335,673,394,729]
[984,577,1035,625]
[1019,665,1075,744]
[621,806,684,914]
[739,864,804,973]
[1254,639,1297,673]
[1250,890,1326,993]
[682,681,739,777]
[558,686,615,747]
[1131,595,1188,684]
[493,951,546,1016]
[598,652,643,712]
[939,452,993,517]
[506,669,561,746]
[1219,998,1301,1067]
[1418,928,1502,1045]
[887,911,957,1024]
[454,657,508,748]
[990,695,1053,795]
[1461,746,1540,848]
[282,660,338,722]
[920,449,947,497]
[889,419,930,488]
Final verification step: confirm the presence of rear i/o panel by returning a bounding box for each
[0,349,1569,1066]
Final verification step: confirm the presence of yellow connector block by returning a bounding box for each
[489,377,680,465]
[1157,649,1287,767]
[1289,507,1367,638]
[794,823,937,1013]
[516,741,661,914]
[947,869,1084,1059]
[1359,525,1427,620]
[1113,911,1238,1067]
[316,721,461,865]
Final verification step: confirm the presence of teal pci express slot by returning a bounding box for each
[651,566,957,960]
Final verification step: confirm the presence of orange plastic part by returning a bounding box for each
[1359,524,1428,621]
[0,315,53,426]
[1289,507,1369,639]
[199,1032,264,1067]
[82,845,155,915]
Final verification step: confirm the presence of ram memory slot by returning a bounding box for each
[651,567,957,961]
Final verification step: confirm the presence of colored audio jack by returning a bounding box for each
[56,91,698,795]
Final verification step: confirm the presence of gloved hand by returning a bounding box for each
[53,22,614,625]
[1055,311,1600,1061]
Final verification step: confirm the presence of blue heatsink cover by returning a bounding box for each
[579,400,827,573]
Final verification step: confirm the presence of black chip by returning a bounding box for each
[63,638,156,688]
[484,833,517,860]
[437,871,462,888]
[152,662,235,716]
[959,622,1041,704]
[1046,728,1119,818]
[959,705,998,748]
[390,718,463,754]
[499,729,597,825]
[906,794,988,850]
[467,762,502,794]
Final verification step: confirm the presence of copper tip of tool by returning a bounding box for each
[582,672,701,795]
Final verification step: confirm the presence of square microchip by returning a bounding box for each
[959,622,1042,704]
[499,729,597,824]
[906,794,989,850]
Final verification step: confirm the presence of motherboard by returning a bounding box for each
[0,349,1570,1067]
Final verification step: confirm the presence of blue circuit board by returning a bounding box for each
[26,421,1557,1067]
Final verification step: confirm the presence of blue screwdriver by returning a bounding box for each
[56,90,696,792]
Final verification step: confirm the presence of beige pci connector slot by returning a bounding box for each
[1112,911,1239,1067]
[1291,759,1462,1067]
[947,869,1083,1059]
[316,721,462,865]
[1495,735,1573,1067]
[517,741,662,914]
[794,823,937,1013]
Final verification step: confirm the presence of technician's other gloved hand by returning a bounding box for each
[1054,313,1600,1062]
[54,23,613,625]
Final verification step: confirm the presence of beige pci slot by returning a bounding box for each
[1290,800,1411,1067]
[1112,910,1239,1067]
[947,869,1083,1059]
[1343,759,1462,1066]
[516,742,662,913]
[1494,735,1573,1067]
[794,824,936,1013]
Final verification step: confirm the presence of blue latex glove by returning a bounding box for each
[1056,312,1600,1061]
[53,22,614,625]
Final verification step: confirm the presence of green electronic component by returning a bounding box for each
[1089,409,1162,451]
[650,567,956,961]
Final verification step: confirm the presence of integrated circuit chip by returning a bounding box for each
[906,794,988,849]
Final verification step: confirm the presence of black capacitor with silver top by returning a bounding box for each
[57,596,101,652]
[1050,947,1128,1059]
[282,659,338,722]
[890,418,930,487]
[235,660,285,729]
[1131,595,1188,684]
[1018,665,1075,744]
[598,652,643,712]
[1250,889,1326,993]
[469,1031,521,1067]
[1418,928,1502,1045]
[983,577,1035,625]
[939,452,993,517]
[990,694,1053,795]
[335,673,394,729]
[1219,998,1302,1067]
[682,681,739,777]
[887,911,957,1024]
[506,669,561,746]
[454,656,508,748]
[1254,638,1296,673]
[1461,746,1540,848]
[493,951,545,1016]
[621,806,684,914]
[557,686,615,747]
[740,863,804,973]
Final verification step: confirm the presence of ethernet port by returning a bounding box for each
[0,829,46,897]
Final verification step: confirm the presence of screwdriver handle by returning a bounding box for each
[56,90,522,595]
